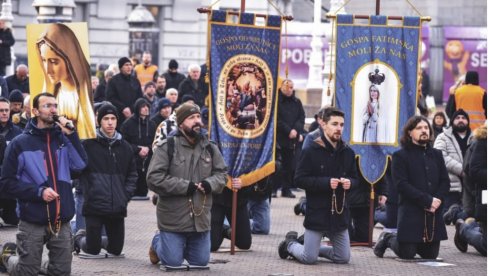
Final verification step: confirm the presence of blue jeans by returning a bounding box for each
[151,231,210,266]
[460,220,487,256]
[288,228,350,264]
[70,191,85,233]
[247,198,270,234]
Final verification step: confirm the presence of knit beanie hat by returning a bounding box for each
[118,57,131,69]
[464,71,479,85]
[97,103,118,125]
[169,59,178,70]
[157,98,171,111]
[176,103,200,126]
[450,109,470,126]
[9,89,23,103]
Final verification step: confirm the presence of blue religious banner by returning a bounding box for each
[208,10,282,187]
[334,15,422,184]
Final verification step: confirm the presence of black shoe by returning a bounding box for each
[443,204,461,225]
[373,232,391,258]
[0,242,17,272]
[278,231,298,259]
[454,219,468,253]
[281,191,296,198]
[73,229,86,254]
[297,234,304,245]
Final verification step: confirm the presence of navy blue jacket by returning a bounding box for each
[295,134,358,233]
[0,118,87,224]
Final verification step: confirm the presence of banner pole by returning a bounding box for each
[230,189,237,255]
[369,185,375,247]
[375,0,380,15]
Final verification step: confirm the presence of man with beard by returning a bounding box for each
[0,92,87,275]
[434,109,472,225]
[147,102,227,269]
[155,75,167,100]
[374,116,449,259]
[278,107,357,264]
[134,51,159,88]
[120,98,156,200]
[162,59,185,92]
[142,82,159,117]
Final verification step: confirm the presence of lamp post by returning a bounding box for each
[127,3,159,65]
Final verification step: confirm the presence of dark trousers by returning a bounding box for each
[442,191,462,215]
[81,215,125,255]
[384,201,398,229]
[349,206,369,242]
[134,166,148,197]
[388,234,440,259]
[0,199,19,225]
[274,147,296,193]
[210,203,252,252]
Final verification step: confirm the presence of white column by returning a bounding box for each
[322,0,346,106]
[0,0,15,76]
[306,0,323,89]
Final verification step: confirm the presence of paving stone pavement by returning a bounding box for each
[1,190,486,275]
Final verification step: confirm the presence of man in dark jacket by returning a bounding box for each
[374,116,449,259]
[106,57,143,127]
[178,64,206,107]
[0,92,87,275]
[0,97,22,226]
[274,79,305,198]
[5,64,29,95]
[0,19,14,77]
[278,107,357,264]
[73,103,137,257]
[162,59,185,92]
[150,98,172,127]
[121,98,156,199]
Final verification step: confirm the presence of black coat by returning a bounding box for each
[295,135,358,233]
[106,73,143,121]
[392,144,449,243]
[5,75,29,95]
[80,135,137,217]
[277,92,305,149]
[178,77,206,107]
[120,99,157,170]
[0,28,14,66]
[162,71,186,91]
[469,138,486,221]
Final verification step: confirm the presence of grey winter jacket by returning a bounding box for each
[433,127,472,192]
[147,131,227,232]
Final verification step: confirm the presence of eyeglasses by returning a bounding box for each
[40,103,58,109]
[0,109,9,113]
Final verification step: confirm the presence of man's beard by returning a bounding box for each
[182,123,203,140]
[453,123,468,133]
[416,133,430,145]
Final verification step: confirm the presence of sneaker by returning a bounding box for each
[297,234,305,245]
[149,245,159,264]
[443,204,461,225]
[278,231,298,259]
[373,232,391,258]
[73,229,86,254]
[0,242,17,271]
[454,219,468,253]
[151,194,158,206]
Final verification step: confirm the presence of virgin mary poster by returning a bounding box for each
[27,22,96,139]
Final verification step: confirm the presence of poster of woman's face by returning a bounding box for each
[26,22,96,139]
[351,63,399,145]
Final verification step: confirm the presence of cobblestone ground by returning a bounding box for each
[1,190,486,275]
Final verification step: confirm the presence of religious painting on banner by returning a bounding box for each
[26,22,96,139]
[334,15,422,184]
[208,10,282,187]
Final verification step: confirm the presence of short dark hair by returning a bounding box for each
[400,115,433,148]
[0,97,10,105]
[321,106,345,123]
[32,92,56,109]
